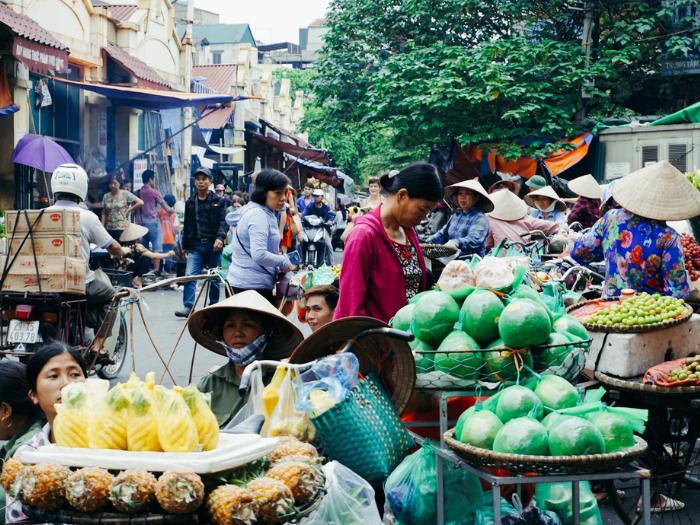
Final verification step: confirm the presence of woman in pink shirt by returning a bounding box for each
[334,163,443,323]
[486,189,559,249]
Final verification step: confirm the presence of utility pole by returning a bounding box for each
[577,1,596,123]
[181,0,195,199]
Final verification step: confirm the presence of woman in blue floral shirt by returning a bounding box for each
[571,161,700,298]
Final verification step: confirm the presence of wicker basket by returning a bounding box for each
[568,298,693,334]
[443,429,648,475]
[595,371,700,396]
[420,243,458,259]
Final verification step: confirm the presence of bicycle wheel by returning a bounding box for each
[97,317,128,380]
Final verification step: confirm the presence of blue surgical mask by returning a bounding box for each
[218,334,267,366]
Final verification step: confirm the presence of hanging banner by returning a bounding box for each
[12,36,68,75]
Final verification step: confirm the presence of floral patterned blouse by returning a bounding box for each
[392,240,422,301]
[571,208,689,298]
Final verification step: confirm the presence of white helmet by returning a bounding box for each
[51,164,88,201]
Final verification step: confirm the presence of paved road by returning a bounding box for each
[116,285,311,387]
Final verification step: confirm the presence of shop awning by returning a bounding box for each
[103,44,171,90]
[251,132,329,164]
[284,153,342,187]
[0,4,69,75]
[197,106,234,129]
[260,118,313,149]
[52,78,234,110]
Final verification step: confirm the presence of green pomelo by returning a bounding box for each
[410,338,435,374]
[411,291,460,347]
[510,286,553,322]
[408,290,431,305]
[460,290,505,345]
[434,331,482,380]
[492,417,549,455]
[391,303,415,332]
[548,416,605,456]
[541,412,566,432]
[554,315,589,342]
[448,286,476,305]
[589,412,636,453]
[455,406,476,438]
[534,375,580,411]
[496,385,544,423]
[484,340,534,383]
[499,299,552,348]
[458,409,503,449]
[534,332,574,372]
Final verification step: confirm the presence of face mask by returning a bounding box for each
[538,201,557,213]
[218,334,267,366]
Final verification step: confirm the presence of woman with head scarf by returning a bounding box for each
[571,161,700,298]
[427,179,493,257]
[188,291,303,427]
[485,189,560,249]
[525,186,568,225]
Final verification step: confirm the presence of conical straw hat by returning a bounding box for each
[487,189,529,221]
[446,179,494,213]
[119,223,148,243]
[568,174,603,200]
[188,290,303,359]
[612,160,700,221]
[524,185,567,212]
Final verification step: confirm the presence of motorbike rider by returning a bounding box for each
[48,164,131,354]
[302,189,334,265]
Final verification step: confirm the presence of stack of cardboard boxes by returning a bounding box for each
[0,210,86,294]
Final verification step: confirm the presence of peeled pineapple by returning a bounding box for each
[266,461,321,505]
[19,463,71,510]
[157,387,199,452]
[155,471,204,514]
[88,384,129,450]
[182,384,219,451]
[53,382,89,448]
[207,484,256,525]
[247,477,295,523]
[268,437,319,466]
[1,457,23,493]
[65,467,113,512]
[127,374,162,452]
[109,469,157,513]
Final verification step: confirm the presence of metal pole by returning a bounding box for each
[577,1,595,122]
[181,0,195,198]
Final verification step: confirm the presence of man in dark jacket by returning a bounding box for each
[175,168,228,317]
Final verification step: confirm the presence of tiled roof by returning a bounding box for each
[104,44,171,89]
[103,4,138,23]
[192,64,236,94]
[197,106,234,129]
[180,23,256,46]
[0,4,69,50]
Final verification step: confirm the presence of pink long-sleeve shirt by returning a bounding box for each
[486,215,560,248]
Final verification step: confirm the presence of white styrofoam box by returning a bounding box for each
[585,314,700,378]
[18,433,279,474]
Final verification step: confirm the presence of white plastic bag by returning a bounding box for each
[223,365,264,430]
[300,461,382,525]
[264,369,315,441]
[474,256,514,289]
[437,260,475,292]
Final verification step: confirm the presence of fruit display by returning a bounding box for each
[434,330,481,380]
[460,290,503,345]
[584,293,688,328]
[154,471,205,514]
[18,463,71,510]
[681,233,700,282]
[644,355,700,387]
[207,484,256,525]
[53,372,219,453]
[246,477,295,523]
[108,469,157,513]
[410,291,460,346]
[64,467,113,512]
[268,437,320,466]
[266,460,322,505]
[499,299,552,347]
[455,378,647,457]
[1,457,23,492]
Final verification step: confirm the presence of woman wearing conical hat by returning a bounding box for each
[485,189,560,249]
[566,174,603,229]
[571,161,700,298]
[525,186,568,225]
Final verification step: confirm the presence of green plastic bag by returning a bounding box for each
[385,441,482,525]
[534,481,603,525]
[474,493,520,525]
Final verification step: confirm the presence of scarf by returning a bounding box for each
[218,334,268,366]
[537,201,557,213]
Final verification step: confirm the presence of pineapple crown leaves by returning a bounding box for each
[181,384,210,413]
[61,382,87,408]
[106,385,131,412]
[129,387,152,416]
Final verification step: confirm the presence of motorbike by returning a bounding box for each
[301,214,327,268]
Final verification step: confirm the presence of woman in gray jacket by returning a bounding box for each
[226,169,293,303]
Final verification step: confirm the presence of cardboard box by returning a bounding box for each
[5,209,81,235]
[6,234,81,258]
[0,256,86,294]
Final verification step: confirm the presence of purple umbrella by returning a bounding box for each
[12,133,74,173]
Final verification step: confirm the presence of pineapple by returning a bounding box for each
[127,383,162,452]
[154,471,204,514]
[246,477,295,524]
[109,469,157,513]
[181,384,220,451]
[19,463,71,510]
[157,387,199,452]
[1,457,23,493]
[88,384,130,450]
[207,484,256,525]
[266,461,321,505]
[65,467,113,512]
[53,382,89,448]
[268,437,319,465]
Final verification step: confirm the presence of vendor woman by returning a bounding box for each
[525,185,568,225]
[188,290,304,427]
[485,189,559,248]
[566,174,602,229]
[426,179,493,257]
[571,161,700,298]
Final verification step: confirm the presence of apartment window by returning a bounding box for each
[641,145,658,167]
[211,51,223,65]
[669,143,688,172]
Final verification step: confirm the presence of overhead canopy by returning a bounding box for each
[251,132,329,164]
[52,78,234,110]
[284,153,342,187]
[197,106,234,129]
[649,100,700,126]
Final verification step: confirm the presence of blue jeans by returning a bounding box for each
[183,242,221,309]
[142,219,163,253]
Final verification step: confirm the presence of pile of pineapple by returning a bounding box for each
[2,437,324,523]
[53,373,219,453]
